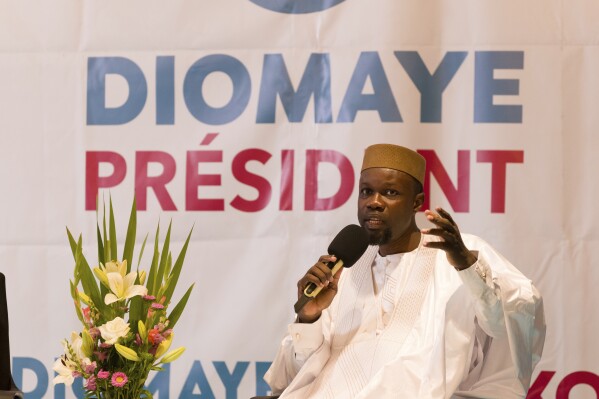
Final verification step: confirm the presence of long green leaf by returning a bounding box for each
[154,221,172,295]
[128,286,143,330]
[66,228,81,286]
[122,198,137,272]
[162,226,193,303]
[165,252,172,278]
[96,224,105,266]
[102,200,109,262]
[66,227,77,258]
[74,235,104,315]
[137,233,149,268]
[95,224,108,299]
[146,222,161,296]
[166,284,194,329]
[109,196,117,263]
[70,280,85,325]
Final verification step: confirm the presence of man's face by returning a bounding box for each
[357,168,423,246]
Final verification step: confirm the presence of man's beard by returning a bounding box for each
[367,227,392,246]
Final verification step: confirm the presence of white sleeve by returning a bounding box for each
[264,313,329,395]
[287,317,325,363]
[458,256,506,338]
[458,234,546,391]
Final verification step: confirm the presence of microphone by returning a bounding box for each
[294,224,369,314]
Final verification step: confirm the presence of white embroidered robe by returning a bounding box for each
[265,234,545,399]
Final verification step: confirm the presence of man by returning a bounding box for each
[263,144,545,398]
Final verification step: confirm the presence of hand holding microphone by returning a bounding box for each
[294,225,369,321]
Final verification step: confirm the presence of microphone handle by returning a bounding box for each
[293,259,345,314]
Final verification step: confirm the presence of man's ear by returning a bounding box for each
[413,192,425,212]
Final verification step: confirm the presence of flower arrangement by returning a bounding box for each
[53,199,194,399]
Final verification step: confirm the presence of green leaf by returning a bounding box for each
[146,222,160,296]
[140,389,154,399]
[69,280,85,325]
[66,227,77,259]
[137,233,149,267]
[74,236,105,315]
[165,252,173,277]
[66,230,81,287]
[129,295,143,330]
[102,200,109,262]
[122,197,137,272]
[162,226,194,303]
[129,272,144,328]
[154,221,172,295]
[96,224,108,299]
[167,283,194,329]
[109,196,117,264]
[96,224,105,266]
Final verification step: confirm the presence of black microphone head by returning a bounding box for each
[327,224,370,268]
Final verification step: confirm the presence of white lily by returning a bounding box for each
[60,331,91,365]
[52,357,75,386]
[62,331,85,361]
[94,260,127,289]
[104,271,147,305]
[104,260,127,276]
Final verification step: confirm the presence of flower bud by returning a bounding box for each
[138,320,147,343]
[139,270,147,285]
[159,347,185,364]
[154,334,173,359]
[81,329,95,358]
[93,268,109,288]
[118,260,127,276]
[115,344,140,362]
[78,292,92,305]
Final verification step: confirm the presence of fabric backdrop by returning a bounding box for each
[0,1,596,398]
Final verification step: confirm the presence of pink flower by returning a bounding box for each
[143,295,156,301]
[135,333,142,346]
[97,370,110,380]
[83,307,91,322]
[72,370,82,378]
[111,372,128,388]
[89,327,101,340]
[94,350,108,362]
[85,375,97,391]
[151,303,164,310]
[85,361,97,375]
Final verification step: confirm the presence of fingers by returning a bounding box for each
[296,256,343,320]
[297,255,337,291]
[422,207,463,249]
[424,208,454,230]
[435,207,457,225]
[421,227,457,243]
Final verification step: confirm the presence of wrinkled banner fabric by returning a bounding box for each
[0,0,594,398]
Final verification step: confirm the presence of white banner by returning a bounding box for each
[0,0,596,397]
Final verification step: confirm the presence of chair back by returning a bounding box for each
[0,273,11,391]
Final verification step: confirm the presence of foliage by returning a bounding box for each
[53,198,194,399]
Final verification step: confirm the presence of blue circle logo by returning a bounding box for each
[250,0,347,14]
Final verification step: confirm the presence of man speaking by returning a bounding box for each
[263,144,545,398]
